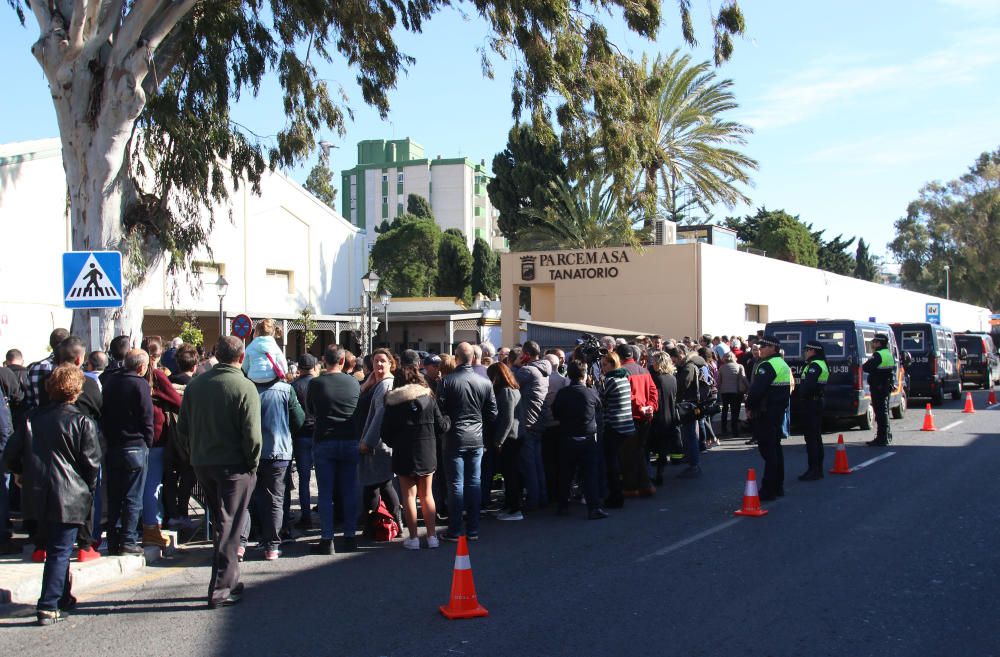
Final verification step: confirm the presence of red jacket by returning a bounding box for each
[621,359,659,421]
[150,368,182,446]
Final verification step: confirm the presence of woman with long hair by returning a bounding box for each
[648,351,680,485]
[487,362,522,521]
[139,338,182,548]
[381,364,450,549]
[358,348,400,535]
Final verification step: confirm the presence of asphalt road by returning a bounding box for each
[2,391,998,657]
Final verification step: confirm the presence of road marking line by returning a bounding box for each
[940,420,964,432]
[988,403,1000,410]
[637,518,741,563]
[849,451,896,473]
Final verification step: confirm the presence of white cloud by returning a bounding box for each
[802,121,991,169]
[742,29,1000,131]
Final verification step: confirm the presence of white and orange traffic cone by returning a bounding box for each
[963,392,976,414]
[920,403,937,431]
[439,535,489,620]
[734,468,769,517]
[988,388,998,406]
[829,435,852,475]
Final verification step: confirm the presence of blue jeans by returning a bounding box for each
[294,436,314,517]
[313,440,359,540]
[446,447,484,537]
[682,420,700,468]
[142,446,165,525]
[38,523,78,611]
[107,444,147,546]
[519,431,547,508]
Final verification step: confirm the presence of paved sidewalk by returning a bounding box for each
[0,532,178,606]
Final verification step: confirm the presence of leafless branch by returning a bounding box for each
[66,0,88,60]
[144,0,196,50]
[30,0,53,32]
[111,0,162,64]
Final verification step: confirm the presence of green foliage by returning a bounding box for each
[370,215,442,297]
[753,209,818,268]
[437,232,473,301]
[725,208,857,275]
[178,321,204,348]
[813,231,856,276]
[853,239,880,282]
[518,175,649,250]
[488,122,568,245]
[303,154,338,209]
[298,306,318,350]
[406,194,434,220]
[638,50,757,224]
[889,148,1000,307]
[472,238,501,298]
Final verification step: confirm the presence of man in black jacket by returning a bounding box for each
[670,345,706,478]
[100,349,153,554]
[290,353,319,529]
[551,360,607,520]
[437,342,498,540]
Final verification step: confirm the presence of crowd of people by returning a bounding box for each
[0,324,791,624]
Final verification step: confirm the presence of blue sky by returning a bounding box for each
[2,0,999,259]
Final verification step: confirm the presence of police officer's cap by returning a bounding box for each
[758,335,781,348]
[873,333,890,343]
[805,341,826,353]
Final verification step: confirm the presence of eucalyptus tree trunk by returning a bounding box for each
[27,1,197,348]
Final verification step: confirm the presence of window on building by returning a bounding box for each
[381,173,388,183]
[397,194,404,204]
[745,304,766,323]
[193,261,226,288]
[382,196,388,205]
[397,172,404,184]
[350,175,356,186]
[265,268,295,295]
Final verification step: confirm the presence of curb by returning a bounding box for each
[0,531,178,606]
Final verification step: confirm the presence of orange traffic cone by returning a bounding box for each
[920,403,937,431]
[734,468,769,517]
[439,535,489,619]
[829,435,852,474]
[988,388,998,406]
[963,392,976,414]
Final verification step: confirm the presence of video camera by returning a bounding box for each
[576,333,608,365]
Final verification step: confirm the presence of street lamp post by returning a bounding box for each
[361,270,380,355]
[944,264,950,300]
[216,274,229,337]
[380,289,392,349]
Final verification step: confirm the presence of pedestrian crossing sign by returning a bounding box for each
[63,251,124,309]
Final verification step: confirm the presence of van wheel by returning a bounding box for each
[950,388,962,401]
[932,388,945,406]
[858,405,874,430]
[891,394,905,419]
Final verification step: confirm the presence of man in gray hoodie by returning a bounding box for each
[513,341,551,510]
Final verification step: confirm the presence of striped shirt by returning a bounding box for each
[600,373,634,434]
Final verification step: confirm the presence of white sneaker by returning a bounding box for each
[426,535,440,549]
[403,537,421,550]
[497,511,524,521]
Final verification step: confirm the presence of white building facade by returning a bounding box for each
[0,138,368,362]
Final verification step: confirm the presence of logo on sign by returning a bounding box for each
[926,302,941,325]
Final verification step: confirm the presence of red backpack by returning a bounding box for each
[370,499,400,542]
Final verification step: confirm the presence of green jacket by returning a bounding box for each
[177,364,262,472]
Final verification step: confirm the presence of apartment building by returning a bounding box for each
[340,138,505,253]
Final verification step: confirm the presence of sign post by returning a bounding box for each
[63,251,124,352]
[925,302,941,325]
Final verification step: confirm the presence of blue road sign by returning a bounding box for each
[63,251,123,309]
[926,302,941,325]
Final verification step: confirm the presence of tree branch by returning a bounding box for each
[111,0,162,65]
[82,0,124,61]
[141,28,184,97]
[83,0,102,40]
[30,0,53,33]
[144,0,196,51]
[66,0,88,60]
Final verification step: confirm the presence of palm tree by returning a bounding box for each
[517,175,649,250]
[640,50,758,224]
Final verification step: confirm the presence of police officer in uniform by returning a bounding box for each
[863,333,896,446]
[798,341,828,480]
[745,335,791,501]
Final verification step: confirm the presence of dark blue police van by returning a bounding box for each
[765,319,907,430]
[890,322,962,405]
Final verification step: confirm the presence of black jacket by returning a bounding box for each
[677,355,707,403]
[552,381,601,437]
[4,403,102,524]
[651,371,678,427]
[291,374,316,437]
[438,365,498,450]
[100,371,154,448]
